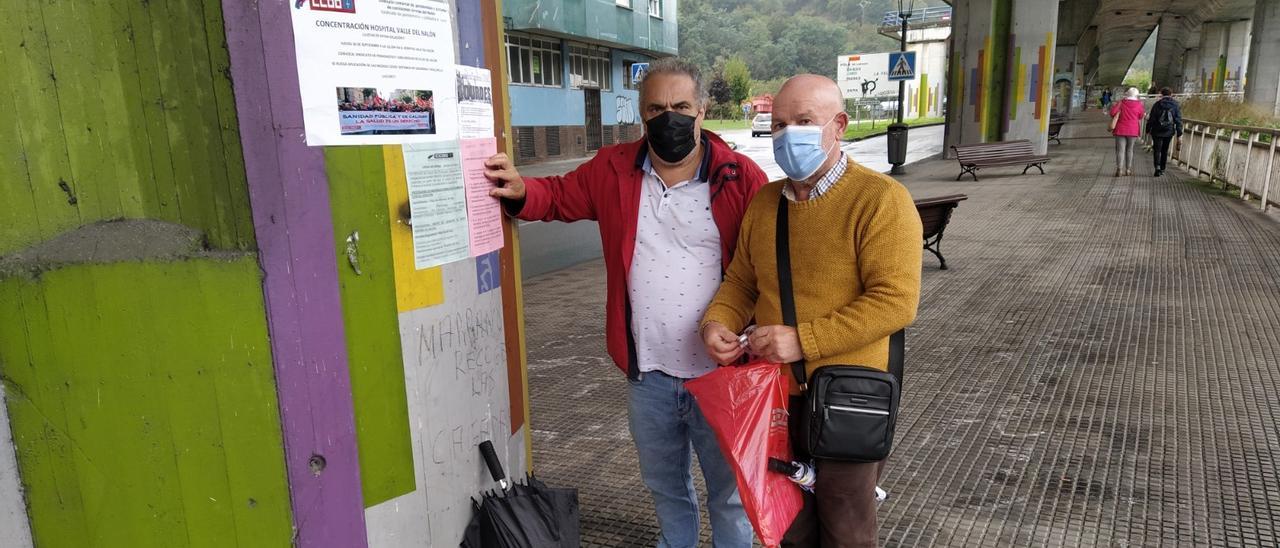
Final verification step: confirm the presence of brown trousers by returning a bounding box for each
[780,460,884,548]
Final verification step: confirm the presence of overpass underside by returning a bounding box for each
[944,0,1280,153]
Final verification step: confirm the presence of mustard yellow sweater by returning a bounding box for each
[702,159,922,378]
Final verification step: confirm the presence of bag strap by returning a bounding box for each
[775,196,905,391]
[775,197,807,389]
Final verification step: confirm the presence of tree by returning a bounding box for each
[677,0,956,88]
[724,57,752,105]
[709,76,733,105]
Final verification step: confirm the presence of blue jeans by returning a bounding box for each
[628,370,753,548]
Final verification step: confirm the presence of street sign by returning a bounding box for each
[888,51,916,81]
[631,62,649,84]
[741,103,750,115]
[837,53,896,99]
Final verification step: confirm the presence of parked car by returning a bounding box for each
[751,113,772,137]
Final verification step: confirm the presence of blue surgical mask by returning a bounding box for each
[772,119,836,181]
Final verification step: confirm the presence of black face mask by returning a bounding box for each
[645,111,697,163]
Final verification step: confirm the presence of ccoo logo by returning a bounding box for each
[298,0,356,13]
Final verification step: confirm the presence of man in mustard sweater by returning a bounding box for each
[699,75,922,547]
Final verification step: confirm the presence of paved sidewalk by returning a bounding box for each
[523,112,1280,546]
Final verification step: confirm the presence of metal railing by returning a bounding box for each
[1168,118,1280,212]
[1135,92,1243,102]
[879,6,952,29]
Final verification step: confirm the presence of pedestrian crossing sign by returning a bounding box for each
[888,51,916,81]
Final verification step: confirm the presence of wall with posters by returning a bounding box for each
[226,0,532,546]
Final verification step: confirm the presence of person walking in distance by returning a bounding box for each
[1145,87,1183,176]
[1110,87,1145,177]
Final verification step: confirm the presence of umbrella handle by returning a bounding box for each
[478,441,509,489]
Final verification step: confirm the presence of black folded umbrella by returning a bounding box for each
[461,441,580,548]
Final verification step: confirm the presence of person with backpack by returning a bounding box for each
[1109,87,1146,177]
[1146,87,1183,176]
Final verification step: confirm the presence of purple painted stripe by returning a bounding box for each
[1030,63,1039,104]
[220,1,368,546]
[456,0,485,68]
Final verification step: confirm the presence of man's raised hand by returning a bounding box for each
[485,153,527,200]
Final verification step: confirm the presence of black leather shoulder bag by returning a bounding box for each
[776,197,903,462]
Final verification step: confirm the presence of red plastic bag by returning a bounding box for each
[686,361,804,547]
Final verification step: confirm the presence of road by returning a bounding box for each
[715,123,945,179]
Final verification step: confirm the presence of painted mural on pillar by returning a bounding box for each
[1003,32,1053,133]
[1,0,532,547]
[0,1,295,546]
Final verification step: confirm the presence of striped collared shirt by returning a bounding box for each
[783,152,848,201]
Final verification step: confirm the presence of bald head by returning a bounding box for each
[777,74,845,113]
[771,74,846,133]
[770,74,850,183]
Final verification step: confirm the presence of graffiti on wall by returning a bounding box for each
[616,96,638,125]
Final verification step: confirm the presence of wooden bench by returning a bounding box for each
[951,140,1050,181]
[915,194,968,270]
[1047,118,1065,145]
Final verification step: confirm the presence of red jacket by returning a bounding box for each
[1110,99,1144,137]
[511,131,769,378]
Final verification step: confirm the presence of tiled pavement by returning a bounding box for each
[521,113,1280,547]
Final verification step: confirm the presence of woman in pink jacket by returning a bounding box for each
[1110,87,1146,176]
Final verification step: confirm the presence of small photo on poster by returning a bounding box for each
[336,87,437,136]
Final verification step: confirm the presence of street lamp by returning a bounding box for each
[887,0,915,175]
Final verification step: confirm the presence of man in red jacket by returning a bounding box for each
[485,57,769,547]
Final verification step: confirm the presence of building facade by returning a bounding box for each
[502,0,678,165]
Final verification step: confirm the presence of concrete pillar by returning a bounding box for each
[1183,47,1202,93]
[945,0,1059,155]
[907,40,948,119]
[1055,45,1076,114]
[1002,0,1059,152]
[1199,22,1230,92]
[1224,20,1251,92]
[1245,0,1280,116]
[1152,15,1193,91]
[945,0,1002,155]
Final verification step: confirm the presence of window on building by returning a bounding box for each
[648,0,661,18]
[505,32,562,87]
[569,43,612,91]
[623,61,643,90]
[616,0,632,8]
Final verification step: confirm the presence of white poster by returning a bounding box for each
[456,65,495,140]
[290,0,459,145]
[404,141,470,269]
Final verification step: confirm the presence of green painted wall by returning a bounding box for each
[323,147,416,507]
[0,0,255,257]
[0,259,293,547]
[0,0,294,544]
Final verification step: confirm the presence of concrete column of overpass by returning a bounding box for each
[1055,45,1077,114]
[1075,28,1098,110]
[1182,47,1202,93]
[1246,0,1280,116]
[1152,15,1193,92]
[1224,20,1251,93]
[1198,22,1230,92]
[945,0,1059,156]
